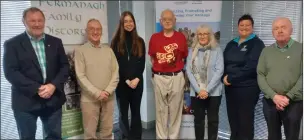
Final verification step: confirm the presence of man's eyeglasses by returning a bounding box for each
[161,18,175,22]
[87,28,102,33]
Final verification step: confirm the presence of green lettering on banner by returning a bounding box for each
[64,1,72,7]
[87,2,93,9]
[39,0,105,10]
[39,0,53,6]
[46,26,86,36]
[79,2,86,9]
[75,14,81,22]
[46,13,82,23]
[72,1,80,8]
[55,0,61,7]
[48,13,56,21]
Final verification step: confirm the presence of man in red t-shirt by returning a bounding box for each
[148,9,188,139]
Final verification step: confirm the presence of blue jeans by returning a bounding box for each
[13,107,62,140]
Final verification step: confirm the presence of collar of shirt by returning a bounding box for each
[88,41,102,48]
[275,38,294,50]
[233,33,256,44]
[26,31,45,42]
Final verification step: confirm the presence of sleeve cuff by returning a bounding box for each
[32,83,42,97]
[227,76,232,84]
[50,81,58,89]
[103,90,111,95]
[206,87,212,94]
[269,91,277,99]
[193,85,201,93]
[286,92,294,100]
[104,89,113,95]
[93,89,101,99]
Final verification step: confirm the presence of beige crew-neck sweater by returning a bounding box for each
[74,42,119,102]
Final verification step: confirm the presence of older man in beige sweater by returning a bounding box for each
[74,19,119,139]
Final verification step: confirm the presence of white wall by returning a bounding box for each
[132,1,156,125]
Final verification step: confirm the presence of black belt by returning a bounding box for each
[152,69,182,76]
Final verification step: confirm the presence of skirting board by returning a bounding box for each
[142,120,155,129]
[113,120,156,131]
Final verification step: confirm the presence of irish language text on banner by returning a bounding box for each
[155,1,222,139]
[31,1,108,44]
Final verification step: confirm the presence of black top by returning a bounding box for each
[223,35,265,87]
[112,31,146,83]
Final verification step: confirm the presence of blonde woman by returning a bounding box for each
[185,24,224,140]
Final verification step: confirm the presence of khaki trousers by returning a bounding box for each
[81,96,114,139]
[152,71,185,139]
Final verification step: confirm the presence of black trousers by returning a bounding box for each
[13,107,62,140]
[263,98,303,140]
[225,86,260,140]
[116,82,143,140]
[192,95,222,140]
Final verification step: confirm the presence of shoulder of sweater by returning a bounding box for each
[101,43,114,52]
[214,44,222,50]
[292,40,303,48]
[227,40,237,46]
[175,31,186,38]
[253,36,264,43]
[75,43,88,51]
[212,47,223,58]
[262,43,276,52]
[224,40,236,51]
[245,36,265,47]
[151,32,161,38]
[101,43,110,48]
[77,42,111,50]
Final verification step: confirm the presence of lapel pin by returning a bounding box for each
[48,44,50,47]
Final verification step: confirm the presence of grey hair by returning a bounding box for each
[86,18,102,27]
[160,9,176,19]
[191,24,218,49]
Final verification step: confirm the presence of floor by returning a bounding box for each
[113,128,156,139]
[113,127,231,140]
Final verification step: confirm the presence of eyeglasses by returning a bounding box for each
[161,18,175,22]
[87,27,102,33]
[197,33,209,37]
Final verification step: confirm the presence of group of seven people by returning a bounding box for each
[3,6,302,140]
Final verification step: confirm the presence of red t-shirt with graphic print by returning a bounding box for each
[148,31,188,72]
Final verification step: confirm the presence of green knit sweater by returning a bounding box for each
[257,40,302,101]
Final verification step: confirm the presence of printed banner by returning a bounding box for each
[155,1,222,139]
[62,51,83,139]
[31,1,108,44]
[31,1,109,139]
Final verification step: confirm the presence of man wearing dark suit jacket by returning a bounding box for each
[3,7,69,139]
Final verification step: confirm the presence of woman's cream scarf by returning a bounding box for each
[190,43,211,91]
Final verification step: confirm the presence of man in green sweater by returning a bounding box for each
[257,17,302,140]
